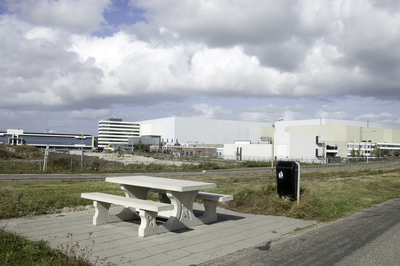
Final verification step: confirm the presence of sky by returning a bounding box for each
[1,0,400,136]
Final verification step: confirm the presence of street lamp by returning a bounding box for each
[265,118,283,168]
[361,129,376,163]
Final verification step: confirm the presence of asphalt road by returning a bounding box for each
[199,198,400,266]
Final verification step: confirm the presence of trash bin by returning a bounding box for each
[276,161,299,199]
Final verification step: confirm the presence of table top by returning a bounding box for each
[106,176,216,192]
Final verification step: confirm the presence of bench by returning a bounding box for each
[149,189,233,223]
[81,192,174,237]
[196,192,233,223]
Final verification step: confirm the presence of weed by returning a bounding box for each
[57,232,98,265]
[0,229,93,265]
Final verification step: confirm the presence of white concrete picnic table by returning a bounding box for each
[105,176,218,232]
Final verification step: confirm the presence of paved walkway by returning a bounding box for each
[1,204,314,266]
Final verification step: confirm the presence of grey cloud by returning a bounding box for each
[0,18,105,109]
[5,0,111,33]
[132,0,332,72]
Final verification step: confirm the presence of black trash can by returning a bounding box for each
[276,161,299,199]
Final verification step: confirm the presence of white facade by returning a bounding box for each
[274,118,400,133]
[270,118,400,158]
[98,118,140,148]
[274,132,326,163]
[140,117,266,145]
[223,141,273,161]
[223,133,325,163]
[348,142,400,157]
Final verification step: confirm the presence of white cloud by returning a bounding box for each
[192,103,232,119]
[5,0,111,33]
[358,112,400,125]
[314,109,353,120]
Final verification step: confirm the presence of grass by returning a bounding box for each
[1,162,400,264]
[0,229,94,266]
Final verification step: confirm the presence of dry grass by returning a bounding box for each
[182,163,400,222]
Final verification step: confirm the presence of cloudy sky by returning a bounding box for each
[1,0,400,135]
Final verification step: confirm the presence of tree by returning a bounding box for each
[370,146,380,157]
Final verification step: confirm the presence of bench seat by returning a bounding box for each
[81,192,174,237]
[196,192,233,202]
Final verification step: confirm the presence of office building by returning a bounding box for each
[98,118,140,148]
[0,129,94,150]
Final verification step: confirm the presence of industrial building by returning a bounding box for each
[140,116,266,145]
[0,129,94,150]
[98,118,140,148]
[98,116,267,148]
[3,116,400,163]
[271,118,400,158]
[98,116,400,163]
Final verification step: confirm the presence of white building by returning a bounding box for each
[97,116,400,162]
[347,142,400,157]
[223,140,273,161]
[140,117,267,145]
[274,132,326,163]
[98,118,140,148]
[267,118,400,158]
[0,129,94,150]
[223,133,325,164]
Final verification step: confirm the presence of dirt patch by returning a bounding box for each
[82,152,192,166]
[59,205,93,213]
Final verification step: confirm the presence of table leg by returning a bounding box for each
[163,190,203,231]
[111,184,151,221]
[121,184,150,199]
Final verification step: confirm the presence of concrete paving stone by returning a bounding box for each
[106,257,138,266]
[93,239,123,251]
[131,252,175,266]
[96,259,117,266]
[238,232,283,247]
[112,247,153,261]
[171,253,209,266]
[105,232,134,241]
[146,241,194,257]
[181,234,240,254]
[165,247,194,259]
[155,260,189,266]
[93,247,128,259]
[100,256,132,265]
[192,243,245,262]
[1,202,316,266]
[111,263,133,266]
[138,243,176,256]
[92,235,121,244]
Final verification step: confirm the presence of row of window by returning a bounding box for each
[0,135,93,146]
[99,124,139,127]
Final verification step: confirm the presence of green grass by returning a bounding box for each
[1,162,400,265]
[0,229,93,266]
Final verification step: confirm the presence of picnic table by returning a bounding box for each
[81,176,233,236]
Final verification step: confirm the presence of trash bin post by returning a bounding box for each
[295,161,301,205]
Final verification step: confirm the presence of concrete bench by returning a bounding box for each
[81,192,174,237]
[195,192,233,223]
[149,189,233,223]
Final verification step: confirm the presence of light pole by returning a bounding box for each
[361,129,376,163]
[81,132,83,170]
[265,118,283,168]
